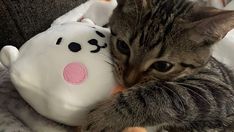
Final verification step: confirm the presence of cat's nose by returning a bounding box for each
[123,70,140,87]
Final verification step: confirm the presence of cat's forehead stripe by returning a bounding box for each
[136,0,193,49]
[156,44,167,58]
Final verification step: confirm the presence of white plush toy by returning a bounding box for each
[0,0,118,126]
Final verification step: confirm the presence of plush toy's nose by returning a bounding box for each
[63,62,87,85]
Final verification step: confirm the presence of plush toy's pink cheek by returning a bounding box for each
[63,62,87,85]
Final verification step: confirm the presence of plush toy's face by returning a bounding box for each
[1,22,117,126]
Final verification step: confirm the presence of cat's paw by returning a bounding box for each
[82,99,121,132]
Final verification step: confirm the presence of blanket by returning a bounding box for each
[0,70,31,132]
[0,0,86,49]
[0,69,75,132]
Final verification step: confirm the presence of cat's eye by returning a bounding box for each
[152,61,173,72]
[116,39,130,55]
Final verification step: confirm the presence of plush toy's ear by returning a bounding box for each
[51,0,94,26]
[83,0,117,26]
[187,5,234,45]
[81,18,95,25]
[0,46,19,68]
[52,0,117,27]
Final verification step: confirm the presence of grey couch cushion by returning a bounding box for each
[0,0,86,49]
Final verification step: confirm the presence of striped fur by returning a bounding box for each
[85,58,234,131]
[83,0,234,131]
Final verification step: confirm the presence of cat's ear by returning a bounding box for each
[187,5,234,45]
[117,0,150,12]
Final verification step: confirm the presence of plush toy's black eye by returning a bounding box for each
[56,37,63,45]
[96,31,105,38]
[68,42,81,52]
[116,39,130,55]
[152,61,173,72]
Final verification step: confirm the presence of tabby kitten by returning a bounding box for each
[83,0,234,131]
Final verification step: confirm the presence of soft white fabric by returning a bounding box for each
[0,0,117,126]
[0,46,19,68]
[213,29,234,68]
[0,62,4,70]
[213,1,234,68]
[224,0,234,9]
[208,0,225,8]
[52,0,117,27]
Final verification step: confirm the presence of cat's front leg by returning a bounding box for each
[83,76,232,132]
[83,82,182,132]
[82,95,128,132]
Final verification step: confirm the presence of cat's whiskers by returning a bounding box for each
[93,53,116,69]
[104,60,114,66]
[99,53,112,60]
[161,84,186,113]
[178,83,211,105]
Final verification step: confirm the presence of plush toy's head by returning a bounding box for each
[0,20,117,126]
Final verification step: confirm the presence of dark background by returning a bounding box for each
[0,0,86,49]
